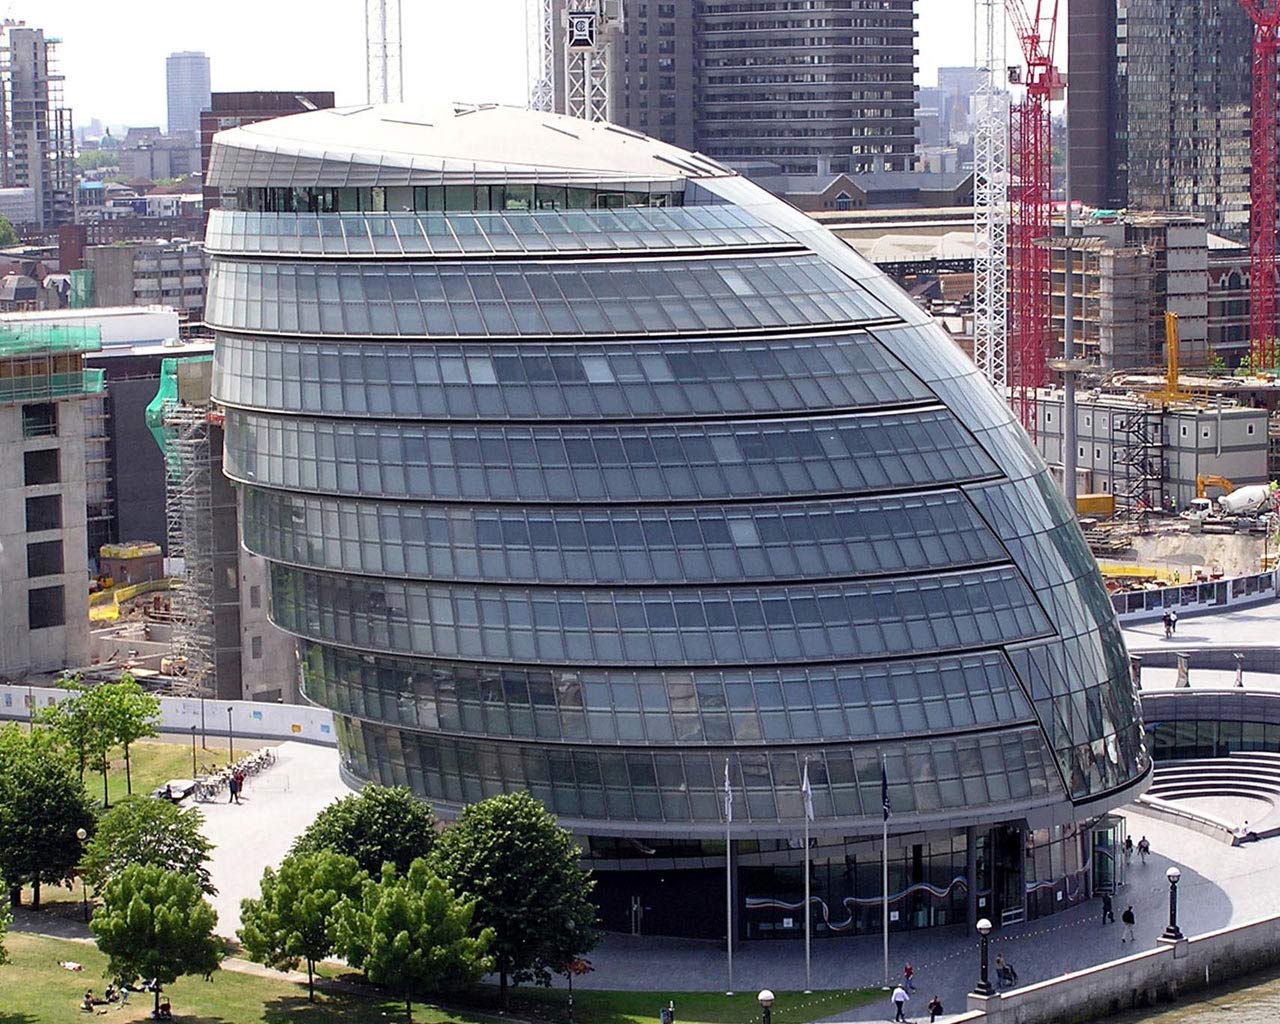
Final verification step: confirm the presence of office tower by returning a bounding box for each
[204,102,1147,940]
[166,51,211,135]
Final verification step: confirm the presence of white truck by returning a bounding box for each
[1183,482,1277,522]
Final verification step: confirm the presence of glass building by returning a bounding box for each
[206,103,1149,941]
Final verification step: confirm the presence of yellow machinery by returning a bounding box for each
[1076,493,1116,516]
[1145,312,1192,405]
[1195,474,1235,498]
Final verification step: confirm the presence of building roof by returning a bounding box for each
[209,102,734,187]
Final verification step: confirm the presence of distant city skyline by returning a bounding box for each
[27,0,1041,130]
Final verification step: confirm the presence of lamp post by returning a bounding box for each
[227,706,234,762]
[757,990,774,1024]
[973,918,995,996]
[190,725,197,777]
[1162,866,1184,941]
[75,827,89,924]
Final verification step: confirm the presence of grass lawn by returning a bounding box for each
[94,738,259,807]
[3,933,880,1024]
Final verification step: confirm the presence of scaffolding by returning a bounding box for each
[1108,404,1166,531]
[147,357,217,697]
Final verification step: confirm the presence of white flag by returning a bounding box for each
[801,761,814,822]
[723,758,733,823]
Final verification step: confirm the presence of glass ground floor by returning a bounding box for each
[585,817,1126,940]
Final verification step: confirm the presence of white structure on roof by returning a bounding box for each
[207,102,730,185]
[562,0,623,123]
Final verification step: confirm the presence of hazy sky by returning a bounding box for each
[28,0,1043,129]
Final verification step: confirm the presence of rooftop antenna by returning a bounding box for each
[365,0,403,104]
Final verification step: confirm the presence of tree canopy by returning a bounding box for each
[333,859,492,1024]
[430,792,596,1000]
[0,725,95,908]
[90,864,220,1016]
[239,850,366,1000]
[291,785,437,875]
[0,214,16,248]
[80,796,214,895]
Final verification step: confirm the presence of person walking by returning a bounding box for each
[1137,836,1150,863]
[1162,611,1173,638]
[233,768,246,801]
[891,984,910,1022]
[1170,609,1178,634]
[903,962,916,992]
[1123,835,1134,864]
[927,995,943,1023]
[1121,904,1136,943]
[1101,891,1114,925]
[228,774,240,805]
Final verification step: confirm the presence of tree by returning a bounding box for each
[291,785,437,875]
[80,796,214,895]
[430,793,596,1003]
[239,850,366,1001]
[333,859,492,1024]
[98,674,161,796]
[0,897,11,964]
[0,214,15,248]
[38,680,114,805]
[90,864,220,1017]
[0,725,96,908]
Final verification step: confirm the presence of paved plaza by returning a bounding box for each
[192,740,349,937]
[1123,602,1280,653]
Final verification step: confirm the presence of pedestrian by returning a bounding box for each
[1101,891,1114,925]
[903,962,916,992]
[1170,609,1178,633]
[1124,835,1134,864]
[1137,836,1150,863]
[1162,611,1173,638]
[1121,904,1136,943]
[228,774,240,805]
[927,995,943,1023]
[233,768,245,800]
[891,984,909,1022]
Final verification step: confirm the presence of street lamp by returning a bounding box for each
[190,725,197,777]
[973,918,995,997]
[227,706,234,762]
[75,828,89,924]
[757,990,774,1024]
[1162,866,1184,941]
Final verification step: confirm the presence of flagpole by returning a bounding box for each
[882,755,889,989]
[803,758,812,993]
[725,758,734,996]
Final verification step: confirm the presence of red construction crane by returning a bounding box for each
[1005,0,1063,436]
[1239,1,1280,371]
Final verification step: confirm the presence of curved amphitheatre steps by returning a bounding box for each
[1141,751,1280,842]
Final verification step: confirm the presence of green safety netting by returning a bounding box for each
[145,355,213,463]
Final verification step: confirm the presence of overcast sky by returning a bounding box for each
[29,0,1044,130]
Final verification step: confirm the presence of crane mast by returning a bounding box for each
[973,0,1009,394]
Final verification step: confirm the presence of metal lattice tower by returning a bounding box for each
[527,0,555,111]
[163,401,215,696]
[973,0,1009,393]
[365,0,404,105]
[564,0,621,122]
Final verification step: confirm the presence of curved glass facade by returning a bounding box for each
[209,103,1147,939]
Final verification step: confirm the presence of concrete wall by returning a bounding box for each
[0,682,336,747]
[237,545,299,703]
[0,395,91,677]
[969,916,1280,1023]
[1111,571,1278,623]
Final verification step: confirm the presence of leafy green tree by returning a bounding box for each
[431,793,596,1003]
[100,673,161,795]
[90,864,220,1017]
[239,850,366,1000]
[0,214,16,248]
[35,676,94,781]
[0,896,11,964]
[292,785,437,875]
[333,859,493,1024]
[75,150,120,172]
[0,725,95,908]
[80,796,214,895]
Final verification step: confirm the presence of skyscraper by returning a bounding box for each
[1068,0,1254,238]
[551,0,918,176]
[2,23,75,228]
[166,51,211,135]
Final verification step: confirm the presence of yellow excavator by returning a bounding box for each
[1195,474,1235,498]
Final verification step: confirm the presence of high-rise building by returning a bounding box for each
[1068,0,1253,238]
[2,23,76,229]
[206,102,1147,941]
[551,1,918,175]
[166,51,211,135]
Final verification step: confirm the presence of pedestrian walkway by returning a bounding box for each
[559,807,1277,1022]
[192,740,349,937]
[1123,602,1280,653]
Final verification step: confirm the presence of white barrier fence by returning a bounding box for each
[0,684,337,748]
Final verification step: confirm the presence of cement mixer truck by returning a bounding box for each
[1182,478,1278,525]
